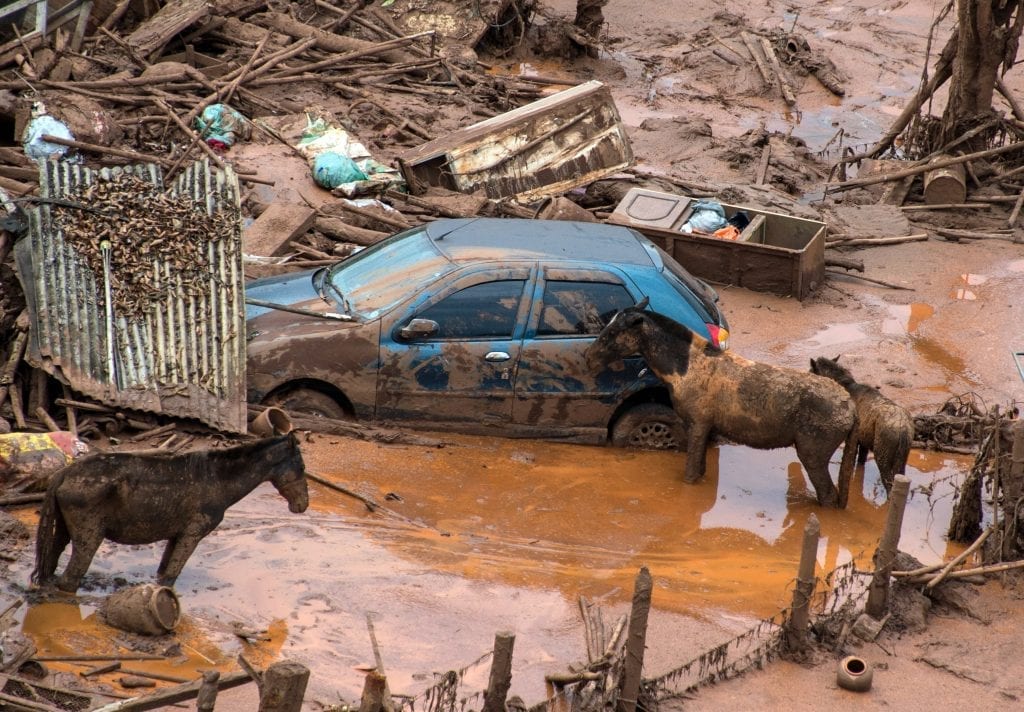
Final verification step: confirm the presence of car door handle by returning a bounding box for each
[485,351,511,362]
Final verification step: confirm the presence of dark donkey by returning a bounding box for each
[810,355,914,494]
[33,433,309,592]
[585,299,859,507]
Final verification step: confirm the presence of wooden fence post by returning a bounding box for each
[196,670,220,712]
[786,513,820,650]
[617,566,652,712]
[865,476,911,619]
[482,631,515,712]
[1001,421,1024,559]
[259,660,310,712]
[359,671,388,712]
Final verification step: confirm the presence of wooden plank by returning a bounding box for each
[126,0,210,60]
[243,203,317,257]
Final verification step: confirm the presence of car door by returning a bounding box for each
[376,268,532,426]
[513,267,651,430]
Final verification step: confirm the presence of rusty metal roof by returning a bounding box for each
[13,159,247,433]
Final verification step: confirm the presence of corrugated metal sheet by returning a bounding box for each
[13,159,247,433]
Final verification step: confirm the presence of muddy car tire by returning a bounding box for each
[265,388,348,421]
[611,403,687,451]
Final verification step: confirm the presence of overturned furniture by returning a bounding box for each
[397,80,633,201]
[607,187,826,299]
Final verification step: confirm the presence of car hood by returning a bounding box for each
[245,268,322,319]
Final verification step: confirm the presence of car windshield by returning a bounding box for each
[652,244,720,322]
[327,226,454,318]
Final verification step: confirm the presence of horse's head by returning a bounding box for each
[584,296,650,371]
[810,355,854,387]
[269,432,309,513]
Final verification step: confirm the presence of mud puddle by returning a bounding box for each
[10,433,970,705]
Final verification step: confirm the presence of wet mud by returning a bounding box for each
[11,433,970,704]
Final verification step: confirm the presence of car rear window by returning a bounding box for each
[328,229,454,317]
[652,244,719,321]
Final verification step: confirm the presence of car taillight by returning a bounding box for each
[706,324,729,351]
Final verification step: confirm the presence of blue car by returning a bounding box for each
[245,217,729,449]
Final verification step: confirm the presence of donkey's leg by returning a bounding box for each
[795,439,840,507]
[684,421,713,483]
[157,523,215,586]
[57,527,105,592]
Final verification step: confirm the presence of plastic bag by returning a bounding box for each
[681,200,728,234]
[22,103,76,162]
[194,104,251,149]
[313,151,368,189]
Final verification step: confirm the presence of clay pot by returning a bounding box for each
[250,406,293,437]
[102,584,180,636]
[837,655,873,692]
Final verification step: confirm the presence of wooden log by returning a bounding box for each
[264,31,437,82]
[785,513,820,651]
[35,406,60,432]
[831,140,1024,192]
[825,233,929,247]
[923,156,966,205]
[251,12,419,66]
[756,144,771,185]
[482,632,515,712]
[865,476,911,619]
[258,661,309,712]
[81,662,123,678]
[1008,185,1024,228]
[760,37,796,106]
[0,328,28,411]
[932,227,1019,242]
[996,76,1024,122]
[900,202,991,210]
[740,32,772,87]
[311,216,387,246]
[41,134,176,168]
[825,269,913,290]
[329,201,411,231]
[1002,422,1024,559]
[824,255,864,272]
[89,671,253,711]
[617,566,652,712]
[126,0,211,60]
[920,526,992,589]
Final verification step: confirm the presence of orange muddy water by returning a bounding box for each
[11,433,969,706]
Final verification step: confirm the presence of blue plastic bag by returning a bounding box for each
[313,151,368,189]
[681,200,728,234]
[23,109,75,162]
[194,104,251,148]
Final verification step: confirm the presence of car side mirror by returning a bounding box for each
[399,318,439,340]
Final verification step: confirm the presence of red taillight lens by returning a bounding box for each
[706,324,729,351]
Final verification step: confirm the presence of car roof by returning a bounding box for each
[421,218,655,266]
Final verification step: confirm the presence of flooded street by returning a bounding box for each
[11,433,970,706]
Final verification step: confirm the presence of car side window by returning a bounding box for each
[416,280,526,339]
[537,281,635,336]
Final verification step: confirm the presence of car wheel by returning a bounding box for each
[265,388,348,421]
[610,403,688,451]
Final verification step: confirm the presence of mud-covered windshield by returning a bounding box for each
[327,227,455,318]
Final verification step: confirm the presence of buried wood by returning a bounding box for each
[90,670,253,711]
[865,475,911,619]
[617,566,652,712]
[785,513,820,652]
[825,269,913,290]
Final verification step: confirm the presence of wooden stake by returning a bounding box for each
[617,566,652,712]
[196,670,220,712]
[482,632,515,712]
[358,671,387,712]
[865,475,911,619]
[1007,185,1024,228]
[786,513,820,651]
[756,144,771,185]
[35,406,60,432]
[258,661,309,712]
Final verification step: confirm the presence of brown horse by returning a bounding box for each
[33,433,309,592]
[810,355,915,493]
[585,299,859,507]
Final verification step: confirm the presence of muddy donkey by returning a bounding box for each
[810,355,914,493]
[33,433,309,592]
[585,299,859,507]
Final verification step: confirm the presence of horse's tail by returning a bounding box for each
[837,411,859,509]
[32,470,69,585]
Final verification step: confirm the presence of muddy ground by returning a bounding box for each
[3,0,1024,709]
